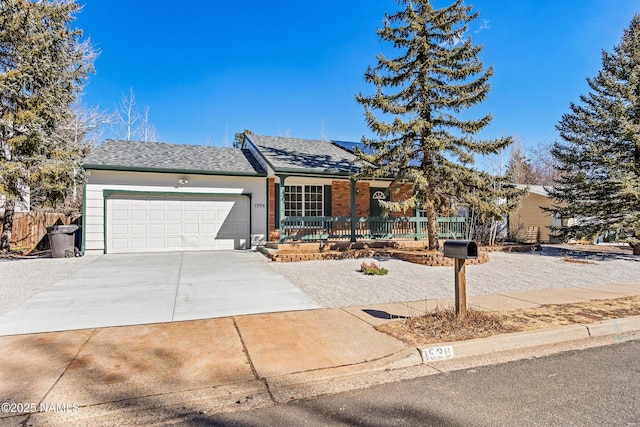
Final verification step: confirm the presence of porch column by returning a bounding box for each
[350,178,357,242]
[415,200,421,241]
[279,175,287,244]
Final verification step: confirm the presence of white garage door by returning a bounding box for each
[106,194,250,253]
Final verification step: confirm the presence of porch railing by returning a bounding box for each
[279,216,470,242]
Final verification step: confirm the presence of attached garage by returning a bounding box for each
[82,140,267,255]
[106,193,250,253]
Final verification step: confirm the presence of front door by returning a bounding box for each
[370,188,387,217]
[370,188,388,238]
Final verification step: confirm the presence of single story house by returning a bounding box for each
[508,184,568,243]
[82,135,466,255]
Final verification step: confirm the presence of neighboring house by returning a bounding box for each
[509,184,568,243]
[82,135,466,255]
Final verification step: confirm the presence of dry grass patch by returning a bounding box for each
[377,308,519,346]
[377,296,640,346]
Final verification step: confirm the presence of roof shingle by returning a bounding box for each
[246,135,361,175]
[83,139,266,176]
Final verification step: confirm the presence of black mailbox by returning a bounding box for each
[443,240,478,259]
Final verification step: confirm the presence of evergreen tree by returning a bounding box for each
[506,144,535,184]
[0,0,95,252]
[356,0,524,249]
[233,129,253,148]
[549,15,640,255]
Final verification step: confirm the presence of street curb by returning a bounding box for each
[262,316,640,406]
[585,316,640,337]
[419,315,640,362]
[258,316,640,403]
[265,316,640,405]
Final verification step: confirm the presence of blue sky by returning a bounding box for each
[75,1,638,151]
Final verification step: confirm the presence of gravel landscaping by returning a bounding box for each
[268,246,640,308]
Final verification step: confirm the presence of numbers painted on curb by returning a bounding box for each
[420,345,454,362]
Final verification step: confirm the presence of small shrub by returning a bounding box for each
[361,260,377,270]
[360,260,389,275]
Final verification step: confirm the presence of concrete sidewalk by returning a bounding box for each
[1,282,639,426]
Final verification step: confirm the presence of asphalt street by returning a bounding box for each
[206,339,640,427]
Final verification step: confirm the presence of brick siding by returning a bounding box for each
[390,183,415,217]
[331,180,351,216]
[355,182,370,217]
[267,178,279,241]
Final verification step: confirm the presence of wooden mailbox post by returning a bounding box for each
[442,240,478,319]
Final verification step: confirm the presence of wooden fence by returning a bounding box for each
[2,212,72,253]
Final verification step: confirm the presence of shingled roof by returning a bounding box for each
[245,134,361,175]
[83,139,266,176]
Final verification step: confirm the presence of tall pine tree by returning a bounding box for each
[549,15,640,255]
[356,0,523,249]
[506,144,535,185]
[0,0,94,252]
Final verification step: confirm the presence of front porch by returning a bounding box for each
[277,216,470,243]
[268,175,471,244]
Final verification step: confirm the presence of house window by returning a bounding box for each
[284,185,323,216]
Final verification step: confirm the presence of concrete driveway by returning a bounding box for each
[0,251,320,336]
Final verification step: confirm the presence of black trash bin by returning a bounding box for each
[47,225,79,258]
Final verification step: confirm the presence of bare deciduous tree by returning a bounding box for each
[114,88,138,141]
[527,142,562,186]
[138,106,160,142]
[41,102,111,212]
[113,88,160,142]
[505,140,561,186]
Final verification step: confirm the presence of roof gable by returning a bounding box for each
[245,135,361,175]
[513,184,551,197]
[83,139,266,176]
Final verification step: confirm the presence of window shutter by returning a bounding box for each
[324,185,332,216]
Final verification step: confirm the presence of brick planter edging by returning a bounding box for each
[385,250,490,266]
[259,243,543,265]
